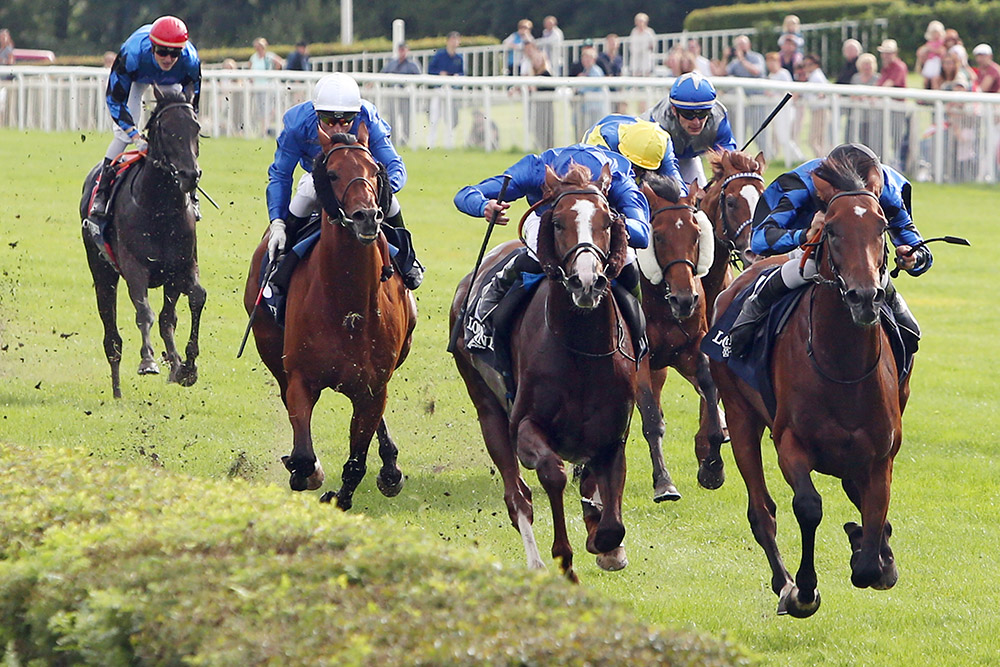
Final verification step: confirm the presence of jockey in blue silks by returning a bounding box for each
[583,114,687,195]
[84,16,201,242]
[646,72,737,187]
[454,143,650,353]
[264,72,422,290]
[728,143,932,356]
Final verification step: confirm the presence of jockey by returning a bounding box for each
[728,143,932,355]
[583,114,687,195]
[265,72,423,290]
[454,143,650,354]
[646,72,737,187]
[84,16,201,244]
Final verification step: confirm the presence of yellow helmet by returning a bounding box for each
[617,120,668,170]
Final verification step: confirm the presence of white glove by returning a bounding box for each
[267,220,287,261]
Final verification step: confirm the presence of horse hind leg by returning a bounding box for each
[86,241,124,398]
[125,277,159,375]
[374,418,404,498]
[175,280,206,387]
[636,365,681,503]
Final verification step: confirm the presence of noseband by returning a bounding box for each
[145,101,198,184]
[320,143,381,227]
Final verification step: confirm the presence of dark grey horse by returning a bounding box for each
[80,86,205,399]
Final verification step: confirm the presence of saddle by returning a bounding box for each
[701,270,915,419]
[85,151,147,270]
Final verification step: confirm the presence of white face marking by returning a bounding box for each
[571,199,599,286]
[675,219,684,229]
[739,184,760,220]
[854,205,867,217]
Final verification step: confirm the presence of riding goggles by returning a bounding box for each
[154,46,183,59]
[675,107,711,120]
[318,111,358,126]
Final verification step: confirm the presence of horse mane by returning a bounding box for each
[813,153,880,194]
[643,173,682,203]
[707,149,761,182]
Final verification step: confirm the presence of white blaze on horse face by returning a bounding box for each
[739,184,760,220]
[571,199,600,285]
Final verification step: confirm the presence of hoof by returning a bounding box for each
[652,482,682,503]
[596,546,628,571]
[871,559,899,590]
[565,568,580,584]
[697,457,725,490]
[138,359,160,375]
[306,461,325,491]
[174,362,198,387]
[376,467,404,497]
[777,585,821,618]
[593,523,626,554]
[319,491,335,503]
[282,456,322,492]
[335,490,353,511]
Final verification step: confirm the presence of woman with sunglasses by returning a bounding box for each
[264,73,422,290]
[84,16,201,243]
[646,72,737,188]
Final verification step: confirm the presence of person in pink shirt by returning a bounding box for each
[875,39,910,169]
[973,43,1000,93]
[877,39,908,88]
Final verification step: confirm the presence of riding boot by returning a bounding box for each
[84,158,116,237]
[466,250,539,352]
[385,210,424,290]
[884,280,920,340]
[728,268,793,357]
[613,262,648,361]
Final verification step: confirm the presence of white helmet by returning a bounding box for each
[312,73,361,113]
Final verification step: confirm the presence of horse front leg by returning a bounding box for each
[325,389,386,511]
[175,280,205,387]
[848,458,898,590]
[282,375,325,493]
[636,363,681,503]
[374,418,404,498]
[582,442,628,570]
[159,286,184,381]
[775,431,823,618]
[125,276,159,375]
[688,350,726,490]
[517,419,575,581]
[85,243,124,398]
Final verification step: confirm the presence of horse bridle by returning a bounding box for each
[648,203,700,305]
[320,143,381,227]
[543,187,617,286]
[711,171,765,263]
[145,101,198,184]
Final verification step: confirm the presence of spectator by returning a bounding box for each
[849,53,880,147]
[778,14,804,53]
[944,29,962,52]
[102,50,117,69]
[518,39,537,76]
[249,37,283,71]
[801,53,829,156]
[427,31,464,149]
[503,19,533,76]
[665,45,694,77]
[836,39,862,85]
[916,20,946,89]
[538,15,565,75]
[381,43,421,145]
[249,37,283,136]
[764,52,804,167]
[727,35,765,78]
[284,41,310,71]
[524,44,555,149]
[628,12,657,76]
[876,39,910,169]
[777,33,803,78]
[687,39,713,77]
[939,50,971,91]
[973,43,1000,93]
[597,34,623,77]
[573,45,607,138]
[950,44,978,91]
[0,29,14,66]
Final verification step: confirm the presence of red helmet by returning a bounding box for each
[150,16,189,49]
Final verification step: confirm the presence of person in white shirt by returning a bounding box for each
[538,15,565,75]
[628,12,657,76]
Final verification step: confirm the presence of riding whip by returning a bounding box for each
[889,235,971,278]
[197,184,221,210]
[237,260,279,358]
[447,174,513,353]
[741,92,793,152]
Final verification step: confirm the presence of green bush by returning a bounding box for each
[684,0,892,32]
[0,444,749,665]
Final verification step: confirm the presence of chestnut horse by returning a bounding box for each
[634,176,726,501]
[80,87,204,398]
[711,153,907,617]
[244,124,417,509]
[450,163,636,581]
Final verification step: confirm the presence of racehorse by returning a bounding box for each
[243,124,417,509]
[710,152,907,617]
[450,163,637,581]
[634,176,726,501]
[80,86,204,399]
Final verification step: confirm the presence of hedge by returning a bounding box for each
[684,0,892,32]
[0,443,750,665]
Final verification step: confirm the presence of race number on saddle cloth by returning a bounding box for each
[583,114,687,193]
[453,143,651,385]
[646,72,737,187]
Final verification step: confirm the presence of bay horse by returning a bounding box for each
[80,86,204,399]
[450,163,636,581]
[244,124,417,509]
[634,176,726,501]
[710,152,907,617]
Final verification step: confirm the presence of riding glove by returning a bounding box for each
[267,220,287,261]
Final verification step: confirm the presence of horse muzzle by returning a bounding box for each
[844,285,885,327]
[177,168,200,194]
[566,271,609,310]
[350,208,383,245]
[667,291,700,320]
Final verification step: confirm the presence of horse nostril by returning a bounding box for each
[845,289,863,306]
[874,288,886,305]
[352,210,367,224]
[594,275,608,293]
[568,275,583,291]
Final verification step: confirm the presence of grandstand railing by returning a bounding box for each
[2,66,997,185]
[307,19,889,77]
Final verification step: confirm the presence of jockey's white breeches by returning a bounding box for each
[677,156,708,188]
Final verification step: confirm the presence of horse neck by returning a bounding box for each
[137,147,187,208]
[316,220,381,298]
[544,283,618,353]
[809,281,882,377]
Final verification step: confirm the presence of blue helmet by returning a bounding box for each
[668,72,717,110]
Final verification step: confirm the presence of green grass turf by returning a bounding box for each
[1,128,999,664]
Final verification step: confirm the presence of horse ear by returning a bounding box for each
[543,165,560,199]
[754,151,767,172]
[153,85,164,103]
[811,172,837,205]
[355,121,369,146]
[317,123,333,151]
[182,83,196,104]
[687,179,702,201]
[595,163,613,194]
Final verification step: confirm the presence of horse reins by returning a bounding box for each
[320,143,381,227]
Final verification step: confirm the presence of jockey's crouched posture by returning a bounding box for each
[728,143,932,356]
[584,114,687,194]
[453,143,651,356]
[84,16,201,248]
[265,72,423,290]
